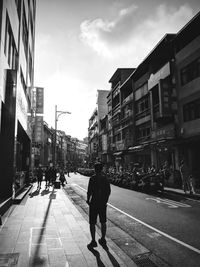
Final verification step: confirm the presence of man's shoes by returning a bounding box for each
[87,240,97,249]
[98,238,107,247]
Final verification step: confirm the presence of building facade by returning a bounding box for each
[88,12,200,188]
[107,69,135,170]
[0,0,36,199]
[88,90,109,164]
[174,12,200,188]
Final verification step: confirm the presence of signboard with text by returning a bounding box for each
[34,115,43,142]
[36,87,44,114]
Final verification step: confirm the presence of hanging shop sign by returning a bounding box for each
[36,87,44,114]
[34,115,43,142]
[151,125,175,140]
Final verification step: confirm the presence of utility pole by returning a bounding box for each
[54,105,71,166]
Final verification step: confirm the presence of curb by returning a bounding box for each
[13,184,33,204]
[164,188,200,200]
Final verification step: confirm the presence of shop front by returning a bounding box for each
[177,136,200,189]
[15,121,31,193]
[0,70,17,199]
[128,145,151,170]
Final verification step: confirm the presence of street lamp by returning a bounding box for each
[54,105,71,166]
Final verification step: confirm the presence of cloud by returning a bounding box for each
[80,4,138,57]
[79,3,194,64]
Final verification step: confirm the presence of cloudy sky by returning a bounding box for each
[34,0,200,140]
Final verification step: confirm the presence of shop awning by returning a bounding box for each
[128,145,144,152]
[113,151,123,156]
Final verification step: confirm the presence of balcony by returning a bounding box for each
[135,109,150,121]
[112,81,120,93]
[153,103,173,123]
[112,104,120,117]
[121,120,133,130]
[136,135,151,143]
[122,94,133,107]
[121,110,133,123]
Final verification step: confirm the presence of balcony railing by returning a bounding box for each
[136,134,151,143]
[135,109,150,121]
[112,81,120,93]
[121,110,133,122]
[122,94,133,106]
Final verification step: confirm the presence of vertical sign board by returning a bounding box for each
[102,134,107,151]
[34,115,43,142]
[160,78,172,117]
[36,87,44,114]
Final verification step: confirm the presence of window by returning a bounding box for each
[136,125,151,141]
[180,58,200,86]
[29,48,33,81]
[183,98,200,122]
[22,4,28,59]
[135,95,150,120]
[4,13,18,69]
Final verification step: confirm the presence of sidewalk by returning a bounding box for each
[0,182,135,267]
[164,187,200,200]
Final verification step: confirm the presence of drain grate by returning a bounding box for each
[0,253,19,267]
[133,253,158,267]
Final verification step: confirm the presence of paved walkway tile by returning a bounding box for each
[0,182,136,266]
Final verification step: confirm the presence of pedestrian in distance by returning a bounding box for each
[59,169,66,187]
[45,166,51,188]
[51,165,57,186]
[86,162,111,249]
[36,165,43,190]
[179,159,194,194]
[66,163,70,177]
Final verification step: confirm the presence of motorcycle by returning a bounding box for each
[130,171,164,193]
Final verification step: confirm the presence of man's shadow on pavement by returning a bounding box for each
[40,188,51,196]
[100,244,121,267]
[87,247,105,267]
[29,189,40,198]
[88,244,121,267]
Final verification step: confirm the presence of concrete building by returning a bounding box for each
[174,11,200,188]
[107,69,135,170]
[0,0,36,199]
[93,12,200,190]
[143,34,177,171]
[88,90,109,164]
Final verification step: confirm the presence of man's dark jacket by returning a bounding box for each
[87,174,111,206]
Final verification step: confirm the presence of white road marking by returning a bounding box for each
[146,197,191,208]
[74,184,200,255]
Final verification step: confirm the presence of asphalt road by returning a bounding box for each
[66,172,200,266]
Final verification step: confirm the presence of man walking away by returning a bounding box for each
[37,165,43,190]
[86,162,111,249]
[45,166,50,188]
[59,169,66,187]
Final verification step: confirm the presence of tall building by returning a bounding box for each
[0,0,36,199]
[174,11,200,188]
[88,90,109,163]
[108,68,135,170]
[94,12,200,188]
